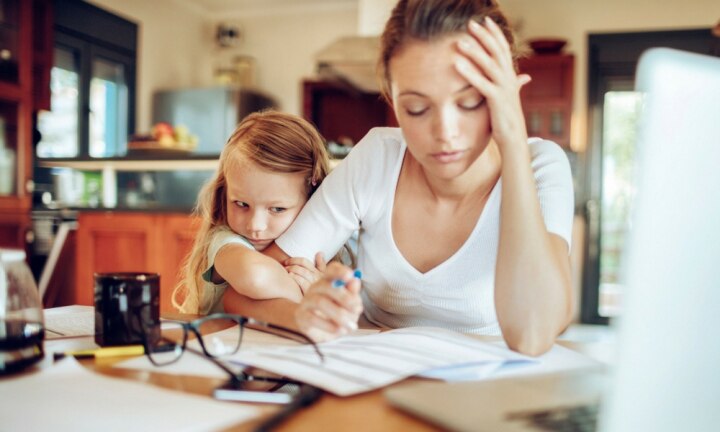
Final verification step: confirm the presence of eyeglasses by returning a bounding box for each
[136,313,324,366]
[127,311,323,391]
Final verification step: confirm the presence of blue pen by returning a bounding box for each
[332,269,362,288]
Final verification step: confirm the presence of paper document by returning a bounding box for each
[229,327,534,396]
[0,357,259,431]
[116,326,379,379]
[44,305,95,339]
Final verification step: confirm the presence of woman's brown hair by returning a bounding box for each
[378,0,519,103]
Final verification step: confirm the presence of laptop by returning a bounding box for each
[384,47,720,432]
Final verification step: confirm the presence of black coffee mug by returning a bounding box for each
[94,272,160,347]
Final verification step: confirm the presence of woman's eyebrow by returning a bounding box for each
[398,84,474,98]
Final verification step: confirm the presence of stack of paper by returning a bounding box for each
[230,327,534,396]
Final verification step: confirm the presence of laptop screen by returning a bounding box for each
[599,48,720,432]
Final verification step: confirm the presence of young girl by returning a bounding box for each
[172,110,330,314]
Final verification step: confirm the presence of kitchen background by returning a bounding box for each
[2,0,718,323]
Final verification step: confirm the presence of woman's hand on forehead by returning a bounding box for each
[454,16,530,150]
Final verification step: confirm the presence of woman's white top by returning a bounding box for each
[277,127,574,335]
[199,226,254,315]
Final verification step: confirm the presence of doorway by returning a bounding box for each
[582,29,719,324]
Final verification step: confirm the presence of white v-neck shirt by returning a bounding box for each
[277,128,574,335]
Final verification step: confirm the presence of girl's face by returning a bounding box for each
[389,35,492,180]
[225,155,308,251]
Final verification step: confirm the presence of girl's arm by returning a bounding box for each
[223,262,362,343]
[214,243,303,302]
[456,17,572,356]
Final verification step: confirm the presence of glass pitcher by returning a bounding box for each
[0,249,45,375]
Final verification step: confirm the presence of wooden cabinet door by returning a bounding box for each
[75,212,160,306]
[0,211,30,249]
[158,214,200,313]
[73,212,199,312]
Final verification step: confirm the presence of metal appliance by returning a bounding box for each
[152,86,277,155]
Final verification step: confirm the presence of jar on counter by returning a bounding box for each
[0,249,45,375]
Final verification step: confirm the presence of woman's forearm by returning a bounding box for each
[495,144,572,356]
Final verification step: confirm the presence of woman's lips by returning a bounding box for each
[431,150,466,163]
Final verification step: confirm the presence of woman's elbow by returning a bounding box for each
[502,325,557,357]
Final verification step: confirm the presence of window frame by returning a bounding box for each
[37,0,136,161]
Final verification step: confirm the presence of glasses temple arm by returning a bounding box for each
[184,345,245,384]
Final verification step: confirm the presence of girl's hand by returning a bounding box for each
[454,16,531,152]
[284,252,327,295]
[294,262,363,343]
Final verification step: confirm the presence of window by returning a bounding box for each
[582,29,718,324]
[36,0,136,160]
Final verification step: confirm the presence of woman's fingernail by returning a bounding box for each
[346,320,358,331]
[469,19,481,32]
[332,279,346,288]
[353,269,362,279]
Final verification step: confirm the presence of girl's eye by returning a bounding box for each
[234,201,248,208]
[269,207,287,214]
[459,97,485,111]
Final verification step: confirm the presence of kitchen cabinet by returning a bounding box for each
[302,79,397,146]
[0,0,52,247]
[0,210,29,249]
[74,212,199,313]
[518,54,574,150]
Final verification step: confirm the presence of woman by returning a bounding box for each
[225,0,574,356]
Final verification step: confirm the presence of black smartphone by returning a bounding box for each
[213,380,300,404]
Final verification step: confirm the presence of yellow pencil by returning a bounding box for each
[57,344,145,359]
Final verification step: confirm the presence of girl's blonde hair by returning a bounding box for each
[172,110,330,313]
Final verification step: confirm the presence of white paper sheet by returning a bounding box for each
[0,357,259,432]
[229,327,534,396]
[418,341,603,381]
[44,305,95,339]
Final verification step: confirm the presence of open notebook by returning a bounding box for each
[385,47,720,432]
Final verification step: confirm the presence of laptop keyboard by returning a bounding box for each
[506,404,599,432]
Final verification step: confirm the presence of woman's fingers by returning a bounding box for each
[518,73,532,88]
[314,252,327,272]
[467,17,513,74]
[294,262,364,341]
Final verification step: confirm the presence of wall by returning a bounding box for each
[86,0,214,133]
[212,6,358,114]
[83,0,720,143]
[501,0,720,151]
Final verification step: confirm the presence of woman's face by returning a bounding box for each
[225,155,308,251]
[389,35,492,179]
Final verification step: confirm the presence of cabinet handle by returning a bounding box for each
[26,179,35,193]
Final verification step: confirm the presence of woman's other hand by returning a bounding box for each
[284,252,327,295]
[295,262,363,343]
[455,16,530,151]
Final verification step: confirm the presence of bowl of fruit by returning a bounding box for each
[128,122,199,154]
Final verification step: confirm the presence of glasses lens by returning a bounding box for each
[197,316,242,358]
[146,321,185,365]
